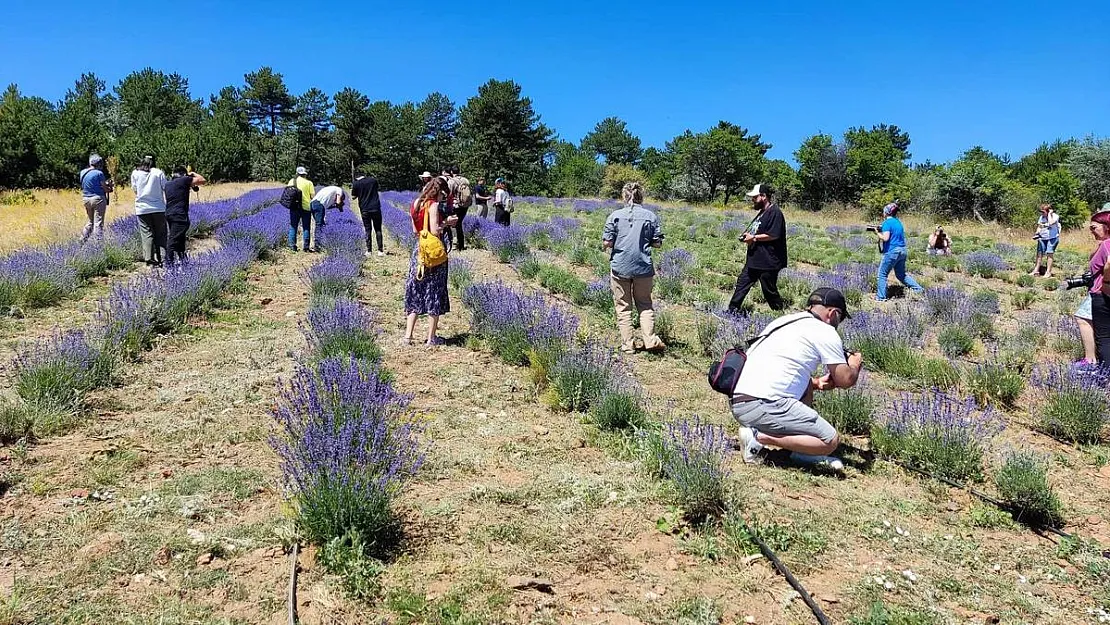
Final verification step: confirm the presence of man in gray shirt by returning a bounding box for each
[602,182,665,353]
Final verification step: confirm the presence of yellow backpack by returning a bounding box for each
[416,201,448,279]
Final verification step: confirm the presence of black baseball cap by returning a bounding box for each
[807,287,851,319]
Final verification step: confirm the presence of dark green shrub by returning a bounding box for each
[966,363,1024,408]
[536,265,587,304]
[0,399,33,444]
[1011,290,1036,310]
[994,452,1064,527]
[1015,274,1036,288]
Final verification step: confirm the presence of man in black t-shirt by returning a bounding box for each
[352,171,384,256]
[164,166,206,264]
[728,183,787,313]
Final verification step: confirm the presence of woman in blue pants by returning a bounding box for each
[874,202,924,301]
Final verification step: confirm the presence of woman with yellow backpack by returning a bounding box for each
[401,177,458,346]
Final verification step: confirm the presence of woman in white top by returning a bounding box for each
[492,178,511,226]
[131,155,169,266]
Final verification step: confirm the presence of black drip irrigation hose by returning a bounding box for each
[838,442,1110,558]
[742,518,832,625]
[287,542,300,625]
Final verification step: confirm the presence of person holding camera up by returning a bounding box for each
[1030,203,1060,278]
[927,225,952,256]
[728,183,787,313]
[873,202,924,301]
[1082,206,1110,364]
[731,287,862,470]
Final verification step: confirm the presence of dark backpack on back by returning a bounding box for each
[706,315,815,395]
[280,177,303,210]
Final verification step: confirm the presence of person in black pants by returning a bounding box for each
[728,183,787,313]
[352,171,384,256]
[163,166,206,264]
[1086,208,1110,364]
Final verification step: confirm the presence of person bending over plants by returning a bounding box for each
[732,287,863,470]
[602,182,665,354]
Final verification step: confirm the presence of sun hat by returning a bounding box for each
[807,287,851,319]
[419,171,433,179]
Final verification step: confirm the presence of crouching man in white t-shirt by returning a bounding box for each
[732,287,864,470]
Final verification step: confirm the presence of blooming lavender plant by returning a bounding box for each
[645,416,732,520]
[461,281,578,365]
[217,204,297,255]
[381,202,417,251]
[961,251,1009,278]
[302,297,382,364]
[873,391,1003,481]
[549,341,636,412]
[270,357,423,548]
[303,256,360,301]
[583,278,614,311]
[14,330,114,415]
[1030,364,1110,443]
[0,247,79,309]
[695,308,775,359]
[486,226,531,262]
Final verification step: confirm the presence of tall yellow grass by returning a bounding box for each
[0,183,280,253]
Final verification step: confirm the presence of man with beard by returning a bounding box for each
[728,183,787,313]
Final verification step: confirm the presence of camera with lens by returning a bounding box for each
[1065,272,1095,290]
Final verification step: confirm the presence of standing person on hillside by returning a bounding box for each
[1084,207,1110,364]
[874,202,924,301]
[447,165,473,250]
[401,177,458,346]
[79,154,113,243]
[287,166,315,252]
[130,155,168,266]
[474,177,492,219]
[311,185,345,231]
[1030,203,1061,278]
[731,288,862,470]
[353,171,384,257]
[603,182,665,354]
[492,178,513,226]
[728,183,787,313]
[163,166,206,264]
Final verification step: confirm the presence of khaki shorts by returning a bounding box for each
[730,397,837,443]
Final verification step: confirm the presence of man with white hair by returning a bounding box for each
[78,154,113,243]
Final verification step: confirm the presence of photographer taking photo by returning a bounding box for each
[1083,205,1110,364]
[731,287,863,471]
[873,202,924,301]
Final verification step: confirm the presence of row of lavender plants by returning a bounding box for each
[0,188,282,315]
[3,201,289,444]
[269,207,422,600]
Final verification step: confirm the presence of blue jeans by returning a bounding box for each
[288,209,311,249]
[877,247,923,300]
[311,200,326,227]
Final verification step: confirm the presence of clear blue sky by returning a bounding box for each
[2,0,1107,165]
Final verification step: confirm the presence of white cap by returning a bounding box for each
[296,166,308,176]
[745,183,774,198]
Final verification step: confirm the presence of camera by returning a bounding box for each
[865,225,879,232]
[1065,272,1095,290]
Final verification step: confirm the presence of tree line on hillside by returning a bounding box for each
[1,66,1107,226]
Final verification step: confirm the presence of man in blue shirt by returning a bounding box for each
[873,202,924,301]
[78,154,113,243]
[602,182,665,353]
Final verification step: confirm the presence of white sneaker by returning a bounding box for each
[789,452,845,471]
[377,251,386,257]
[737,427,764,464]
[365,251,372,257]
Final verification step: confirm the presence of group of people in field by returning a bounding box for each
[80,154,207,265]
[76,155,1110,471]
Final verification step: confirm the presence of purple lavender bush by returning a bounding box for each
[381,202,417,250]
[302,297,382,364]
[216,204,290,255]
[549,341,636,412]
[961,251,1009,278]
[1030,364,1110,443]
[486,226,531,262]
[0,247,79,309]
[14,330,114,418]
[872,391,1003,481]
[644,416,732,520]
[461,281,578,366]
[656,248,695,302]
[695,308,776,359]
[270,357,423,550]
[302,256,360,301]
